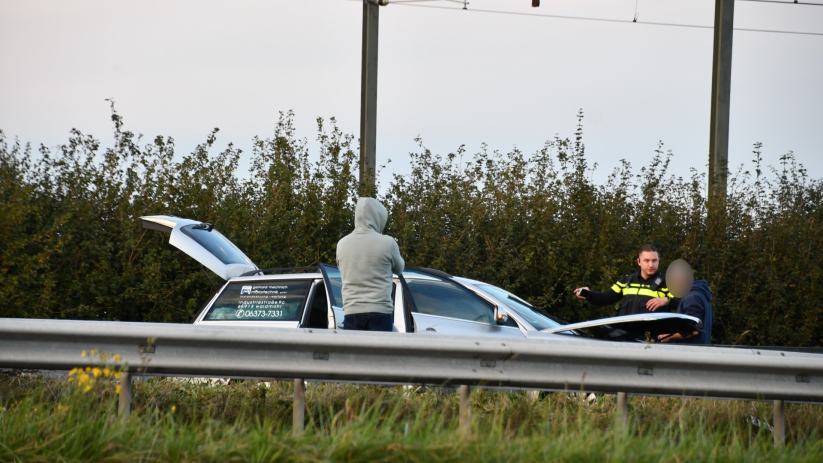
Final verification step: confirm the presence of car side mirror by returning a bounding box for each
[494,305,509,325]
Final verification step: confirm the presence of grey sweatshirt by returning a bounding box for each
[336,198,405,315]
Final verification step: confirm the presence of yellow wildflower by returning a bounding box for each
[171,405,176,412]
[81,351,87,357]
[91,367,102,378]
[84,385,92,392]
[116,384,121,394]
[114,355,122,362]
[91,350,97,356]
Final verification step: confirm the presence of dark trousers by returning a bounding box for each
[343,312,394,332]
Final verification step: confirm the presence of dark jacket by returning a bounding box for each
[673,279,713,344]
[585,271,672,316]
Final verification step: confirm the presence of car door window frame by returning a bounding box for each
[397,274,415,332]
[300,280,331,329]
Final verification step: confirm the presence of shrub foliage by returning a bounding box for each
[2,107,821,346]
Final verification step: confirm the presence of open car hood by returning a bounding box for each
[541,312,702,342]
[141,215,257,280]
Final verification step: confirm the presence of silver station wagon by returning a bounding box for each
[141,215,702,342]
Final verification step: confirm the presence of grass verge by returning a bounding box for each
[1,372,821,462]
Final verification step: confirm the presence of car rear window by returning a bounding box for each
[203,280,311,321]
[180,225,254,266]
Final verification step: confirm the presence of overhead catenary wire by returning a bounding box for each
[385,1,823,37]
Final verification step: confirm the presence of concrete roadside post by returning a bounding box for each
[616,392,628,427]
[118,371,132,419]
[774,400,785,448]
[294,378,305,434]
[459,385,471,434]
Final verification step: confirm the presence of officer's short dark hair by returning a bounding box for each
[638,244,658,258]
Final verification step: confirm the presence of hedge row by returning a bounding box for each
[2,107,821,346]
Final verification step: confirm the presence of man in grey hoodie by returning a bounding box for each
[336,197,405,331]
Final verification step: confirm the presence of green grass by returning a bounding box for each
[1,372,821,462]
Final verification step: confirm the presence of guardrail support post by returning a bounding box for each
[118,371,131,419]
[616,392,628,427]
[459,385,471,433]
[773,399,785,448]
[293,378,305,434]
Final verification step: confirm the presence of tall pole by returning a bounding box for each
[708,0,734,201]
[360,0,382,194]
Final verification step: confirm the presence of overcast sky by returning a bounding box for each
[2,0,821,189]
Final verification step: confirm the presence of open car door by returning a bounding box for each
[317,263,407,332]
[541,312,702,342]
[141,215,257,280]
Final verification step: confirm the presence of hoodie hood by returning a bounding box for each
[691,280,712,302]
[353,197,387,234]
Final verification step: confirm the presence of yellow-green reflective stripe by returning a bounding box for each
[611,284,623,293]
[615,281,627,288]
[622,288,668,298]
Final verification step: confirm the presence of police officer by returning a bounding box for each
[573,244,671,315]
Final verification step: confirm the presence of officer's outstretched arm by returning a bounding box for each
[583,287,622,306]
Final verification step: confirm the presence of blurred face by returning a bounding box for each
[637,251,659,279]
[666,259,694,298]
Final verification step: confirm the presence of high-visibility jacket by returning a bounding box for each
[585,270,672,316]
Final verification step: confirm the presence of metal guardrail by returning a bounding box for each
[2,318,821,446]
[3,318,822,400]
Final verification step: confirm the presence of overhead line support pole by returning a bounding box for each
[708,0,734,202]
[360,0,383,194]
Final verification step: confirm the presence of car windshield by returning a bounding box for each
[475,284,563,331]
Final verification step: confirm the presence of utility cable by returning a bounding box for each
[387,2,823,37]
[736,0,823,7]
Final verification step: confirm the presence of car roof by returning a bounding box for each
[229,273,323,282]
